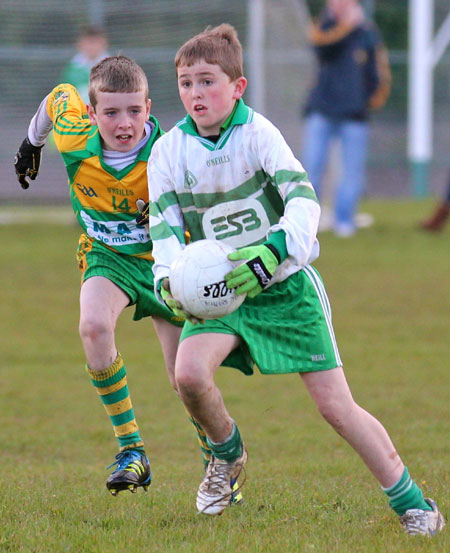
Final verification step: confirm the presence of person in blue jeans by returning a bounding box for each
[302,0,391,237]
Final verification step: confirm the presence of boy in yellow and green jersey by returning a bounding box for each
[13,55,230,499]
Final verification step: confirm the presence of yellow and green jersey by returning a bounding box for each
[46,83,162,260]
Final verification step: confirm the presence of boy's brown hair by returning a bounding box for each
[175,23,243,80]
[88,55,149,108]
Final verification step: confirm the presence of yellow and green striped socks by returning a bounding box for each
[185,408,211,469]
[87,353,144,452]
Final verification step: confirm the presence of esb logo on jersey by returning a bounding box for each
[202,199,269,248]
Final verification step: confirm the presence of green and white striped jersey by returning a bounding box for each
[148,100,321,297]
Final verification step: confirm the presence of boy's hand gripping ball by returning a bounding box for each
[169,239,246,320]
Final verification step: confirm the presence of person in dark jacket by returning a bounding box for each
[302,0,391,236]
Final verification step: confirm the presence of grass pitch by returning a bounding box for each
[0,200,448,552]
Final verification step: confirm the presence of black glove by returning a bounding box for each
[14,137,44,189]
[136,199,149,227]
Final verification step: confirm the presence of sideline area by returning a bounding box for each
[0,205,75,225]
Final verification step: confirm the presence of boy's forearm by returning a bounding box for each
[152,235,184,305]
[28,95,53,147]
[269,196,321,268]
[149,203,186,304]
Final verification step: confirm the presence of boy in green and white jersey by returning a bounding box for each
[147,25,444,535]
[13,55,211,497]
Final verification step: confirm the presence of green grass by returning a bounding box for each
[0,200,448,552]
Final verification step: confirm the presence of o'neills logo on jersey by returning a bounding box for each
[184,170,198,189]
[206,155,231,168]
[53,91,69,105]
[107,187,134,196]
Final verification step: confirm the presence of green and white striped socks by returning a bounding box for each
[206,422,243,463]
[382,466,432,516]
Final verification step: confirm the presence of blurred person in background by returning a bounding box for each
[420,171,450,232]
[45,26,110,151]
[302,0,391,237]
[61,25,109,104]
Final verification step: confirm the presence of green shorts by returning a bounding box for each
[180,265,342,375]
[76,234,183,326]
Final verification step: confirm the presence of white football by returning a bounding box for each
[169,239,246,319]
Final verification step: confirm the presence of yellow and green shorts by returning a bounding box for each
[76,234,183,325]
[180,265,342,375]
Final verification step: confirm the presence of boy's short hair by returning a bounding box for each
[78,24,107,41]
[88,55,149,108]
[175,23,243,81]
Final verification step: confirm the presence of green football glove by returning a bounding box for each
[160,278,203,324]
[14,137,44,189]
[135,199,149,229]
[226,244,280,298]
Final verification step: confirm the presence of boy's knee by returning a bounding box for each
[175,361,209,399]
[316,396,355,433]
[79,316,112,344]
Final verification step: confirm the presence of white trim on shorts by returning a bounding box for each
[303,265,342,367]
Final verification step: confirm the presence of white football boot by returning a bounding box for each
[196,446,247,515]
[400,498,445,536]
